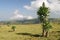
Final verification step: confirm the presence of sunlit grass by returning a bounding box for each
[0,23,60,40]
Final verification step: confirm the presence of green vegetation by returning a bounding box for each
[37,2,52,37]
[11,26,16,31]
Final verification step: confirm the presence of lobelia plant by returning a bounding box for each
[37,2,52,37]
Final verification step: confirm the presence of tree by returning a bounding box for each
[37,2,52,37]
[11,26,16,31]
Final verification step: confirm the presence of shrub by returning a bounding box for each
[11,26,16,31]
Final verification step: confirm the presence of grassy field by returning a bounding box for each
[0,23,60,40]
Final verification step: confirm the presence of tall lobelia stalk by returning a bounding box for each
[37,2,52,37]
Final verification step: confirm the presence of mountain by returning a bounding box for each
[0,18,60,25]
[0,18,40,24]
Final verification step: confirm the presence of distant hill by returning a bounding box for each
[48,18,60,22]
[0,18,40,24]
[0,18,60,25]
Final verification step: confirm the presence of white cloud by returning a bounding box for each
[27,16,33,19]
[10,10,33,20]
[24,0,49,10]
[48,0,60,10]
[47,0,60,18]
[10,10,24,20]
[24,5,32,10]
[24,0,60,18]
[24,0,60,11]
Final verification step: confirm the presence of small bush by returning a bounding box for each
[11,26,16,31]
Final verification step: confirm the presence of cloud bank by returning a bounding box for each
[10,10,33,20]
[24,0,60,18]
[24,0,60,10]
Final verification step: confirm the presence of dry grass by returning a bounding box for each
[0,23,60,40]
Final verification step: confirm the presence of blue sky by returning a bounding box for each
[0,0,34,21]
[0,0,60,21]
